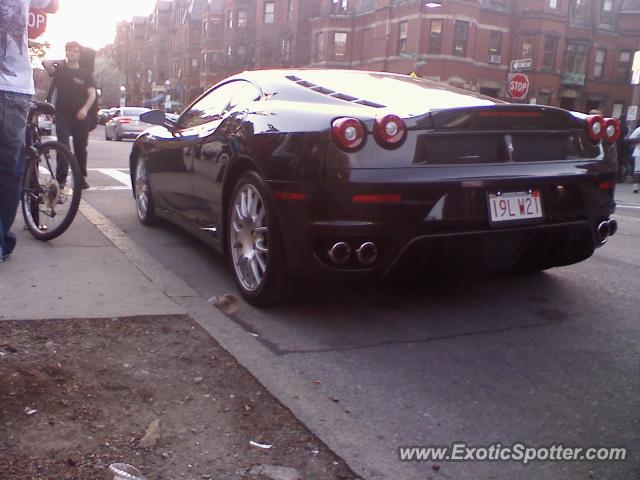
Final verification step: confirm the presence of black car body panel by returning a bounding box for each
[130,69,617,297]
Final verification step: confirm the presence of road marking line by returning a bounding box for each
[95,168,132,187]
[88,185,131,191]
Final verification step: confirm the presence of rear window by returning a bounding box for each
[286,71,496,116]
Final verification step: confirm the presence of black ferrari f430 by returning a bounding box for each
[131,69,620,305]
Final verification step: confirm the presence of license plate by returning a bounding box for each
[488,190,543,224]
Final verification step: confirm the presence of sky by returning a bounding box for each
[39,0,158,59]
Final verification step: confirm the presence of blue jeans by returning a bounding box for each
[0,91,30,259]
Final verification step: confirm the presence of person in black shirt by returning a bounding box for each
[44,41,96,189]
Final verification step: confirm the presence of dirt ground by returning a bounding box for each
[0,315,359,480]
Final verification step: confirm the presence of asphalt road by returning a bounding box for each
[81,127,639,480]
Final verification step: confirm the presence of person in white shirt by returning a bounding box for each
[628,125,640,194]
[0,0,59,262]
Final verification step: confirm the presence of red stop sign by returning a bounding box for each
[28,8,47,40]
[508,73,530,99]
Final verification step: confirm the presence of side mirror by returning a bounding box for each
[140,110,166,126]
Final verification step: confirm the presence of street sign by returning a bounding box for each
[399,52,416,60]
[508,73,530,99]
[510,58,532,72]
[415,60,427,67]
[28,8,47,40]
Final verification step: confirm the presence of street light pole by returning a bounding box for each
[119,85,126,108]
[164,80,171,112]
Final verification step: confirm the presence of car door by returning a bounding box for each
[181,80,261,237]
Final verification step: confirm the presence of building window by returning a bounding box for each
[315,32,325,62]
[263,2,275,23]
[537,91,552,105]
[282,39,291,63]
[429,20,442,54]
[543,36,557,68]
[521,35,534,58]
[611,102,624,118]
[332,0,348,13]
[617,50,632,82]
[333,32,347,58]
[570,0,587,21]
[238,10,247,27]
[452,21,468,56]
[549,0,559,8]
[593,48,606,78]
[488,30,502,56]
[565,43,588,74]
[600,0,614,24]
[287,0,294,21]
[398,21,408,55]
[210,17,221,38]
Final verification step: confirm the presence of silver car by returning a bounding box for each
[105,107,151,141]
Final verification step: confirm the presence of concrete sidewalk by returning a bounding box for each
[0,202,183,321]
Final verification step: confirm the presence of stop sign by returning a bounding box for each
[28,8,47,40]
[508,73,530,100]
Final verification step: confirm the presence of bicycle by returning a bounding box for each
[20,101,82,240]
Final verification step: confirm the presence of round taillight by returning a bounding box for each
[374,114,406,148]
[603,117,620,143]
[586,115,605,143]
[332,117,366,151]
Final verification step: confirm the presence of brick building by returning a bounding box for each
[111,0,640,117]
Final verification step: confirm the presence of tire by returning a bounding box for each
[21,141,82,241]
[105,128,111,140]
[133,156,157,225]
[115,128,122,141]
[227,171,289,306]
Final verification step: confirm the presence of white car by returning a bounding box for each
[105,107,151,141]
[38,113,53,135]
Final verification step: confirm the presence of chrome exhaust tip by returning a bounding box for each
[597,221,610,243]
[607,218,618,237]
[356,242,378,265]
[328,242,351,265]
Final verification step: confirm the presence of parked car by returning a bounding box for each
[37,113,53,135]
[105,107,151,141]
[130,69,620,305]
[97,108,111,125]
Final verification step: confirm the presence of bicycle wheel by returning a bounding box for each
[21,141,82,241]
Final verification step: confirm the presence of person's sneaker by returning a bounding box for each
[633,183,639,194]
[81,179,90,190]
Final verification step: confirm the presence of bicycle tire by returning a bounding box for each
[21,141,82,241]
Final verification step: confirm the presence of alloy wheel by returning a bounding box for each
[230,183,269,292]
[135,160,149,220]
